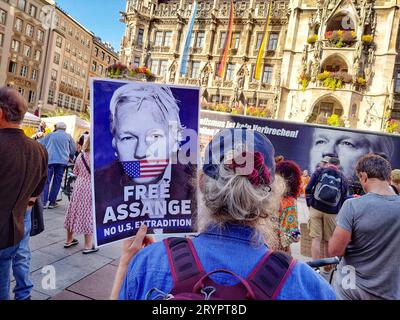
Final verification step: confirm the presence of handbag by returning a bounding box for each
[30,197,45,237]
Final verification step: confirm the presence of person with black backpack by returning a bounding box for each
[305,157,348,262]
[111,129,336,300]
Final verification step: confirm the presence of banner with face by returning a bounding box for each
[91,79,199,247]
[199,111,400,183]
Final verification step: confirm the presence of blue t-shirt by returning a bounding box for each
[119,224,336,300]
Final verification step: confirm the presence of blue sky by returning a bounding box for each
[56,0,126,52]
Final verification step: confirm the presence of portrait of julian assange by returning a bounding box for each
[308,127,397,182]
[92,80,199,246]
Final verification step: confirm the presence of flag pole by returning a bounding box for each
[254,0,272,81]
[217,0,235,79]
[179,0,198,77]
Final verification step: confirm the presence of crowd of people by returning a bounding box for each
[1,86,400,301]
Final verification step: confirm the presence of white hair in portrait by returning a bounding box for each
[109,83,185,144]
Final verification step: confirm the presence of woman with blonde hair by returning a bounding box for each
[64,135,98,254]
[111,129,335,300]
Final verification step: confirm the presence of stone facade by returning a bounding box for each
[41,7,119,115]
[0,0,53,111]
[119,0,400,132]
[0,0,119,115]
[87,37,119,107]
[40,6,93,115]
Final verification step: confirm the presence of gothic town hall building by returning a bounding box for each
[119,0,400,132]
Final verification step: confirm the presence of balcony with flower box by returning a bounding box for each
[298,45,369,93]
[300,70,367,93]
[323,30,357,48]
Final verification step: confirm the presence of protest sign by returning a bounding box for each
[91,79,199,247]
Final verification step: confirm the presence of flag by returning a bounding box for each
[217,0,235,78]
[121,160,169,179]
[180,0,198,76]
[255,0,273,81]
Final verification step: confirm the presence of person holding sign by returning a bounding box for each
[112,129,335,300]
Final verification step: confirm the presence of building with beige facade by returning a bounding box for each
[119,0,400,132]
[39,6,94,115]
[0,0,119,116]
[40,6,119,115]
[0,0,53,111]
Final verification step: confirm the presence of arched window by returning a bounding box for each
[321,55,348,73]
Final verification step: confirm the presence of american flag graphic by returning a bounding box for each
[121,160,169,179]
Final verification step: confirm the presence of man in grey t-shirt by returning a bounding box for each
[329,154,400,300]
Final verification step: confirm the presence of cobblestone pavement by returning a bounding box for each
[11,197,314,300]
[10,196,121,300]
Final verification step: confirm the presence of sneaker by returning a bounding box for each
[48,203,59,209]
[82,247,99,255]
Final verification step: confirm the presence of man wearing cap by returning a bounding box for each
[306,157,348,262]
[39,122,76,209]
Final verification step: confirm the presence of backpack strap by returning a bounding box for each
[247,251,297,300]
[164,238,206,293]
[80,153,91,174]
